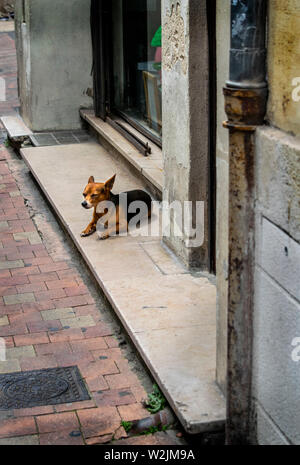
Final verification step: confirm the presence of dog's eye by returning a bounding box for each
[91,194,98,198]
[83,194,87,198]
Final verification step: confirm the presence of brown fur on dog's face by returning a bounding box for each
[81,174,116,209]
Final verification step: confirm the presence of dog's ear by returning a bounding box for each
[88,176,95,184]
[105,174,116,191]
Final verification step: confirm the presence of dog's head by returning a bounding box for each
[81,174,116,209]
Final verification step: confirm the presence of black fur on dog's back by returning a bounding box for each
[110,190,152,222]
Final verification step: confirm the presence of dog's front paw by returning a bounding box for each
[98,232,109,240]
[80,228,96,237]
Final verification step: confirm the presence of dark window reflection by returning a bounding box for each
[112,0,162,139]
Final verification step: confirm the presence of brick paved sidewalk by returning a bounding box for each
[0,26,179,446]
[0,144,179,446]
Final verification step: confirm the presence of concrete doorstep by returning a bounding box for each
[0,115,32,139]
[20,141,225,434]
[80,109,163,194]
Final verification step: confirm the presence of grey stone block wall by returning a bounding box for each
[252,127,300,445]
[255,402,290,445]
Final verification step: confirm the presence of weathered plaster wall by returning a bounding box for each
[162,0,230,389]
[252,0,300,444]
[15,0,32,126]
[162,0,210,270]
[267,0,300,136]
[15,0,93,131]
[0,0,13,15]
[215,0,230,395]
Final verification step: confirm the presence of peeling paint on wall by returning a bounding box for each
[162,2,187,74]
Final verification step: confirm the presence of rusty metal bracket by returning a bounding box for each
[223,86,268,128]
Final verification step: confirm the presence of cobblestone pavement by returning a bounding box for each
[0,24,184,446]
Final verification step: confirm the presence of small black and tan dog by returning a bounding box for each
[81,174,152,239]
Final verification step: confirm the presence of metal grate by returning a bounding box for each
[29,130,90,147]
[0,366,90,410]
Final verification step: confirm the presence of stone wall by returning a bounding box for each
[267,0,300,136]
[0,0,14,16]
[253,128,300,445]
[213,0,300,441]
[215,0,230,395]
[162,0,210,270]
[251,0,300,445]
[14,0,93,131]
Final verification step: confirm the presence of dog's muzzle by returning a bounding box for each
[81,201,91,209]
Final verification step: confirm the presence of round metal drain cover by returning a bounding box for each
[4,374,69,402]
[0,366,90,410]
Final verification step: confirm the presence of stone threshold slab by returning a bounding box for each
[0,21,15,33]
[20,142,225,434]
[80,109,163,193]
[0,115,32,139]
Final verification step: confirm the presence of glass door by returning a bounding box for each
[111,0,162,143]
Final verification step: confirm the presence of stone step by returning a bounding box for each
[80,109,163,195]
[0,21,15,33]
[20,141,226,434]
[0,115,32,139]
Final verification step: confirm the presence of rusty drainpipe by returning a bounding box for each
[223,0,268,444]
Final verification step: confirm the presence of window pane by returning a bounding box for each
[112,0,162,139]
